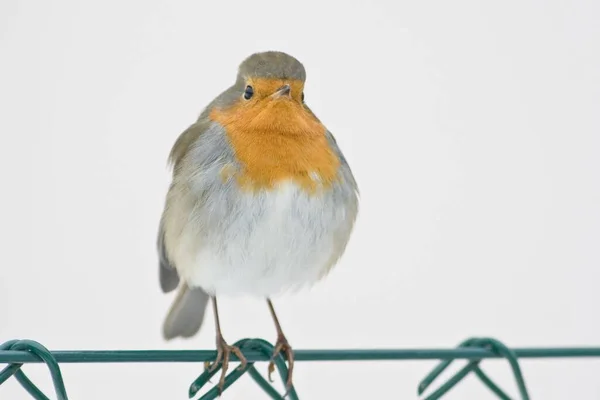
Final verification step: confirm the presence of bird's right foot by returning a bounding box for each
[204,334,248,394]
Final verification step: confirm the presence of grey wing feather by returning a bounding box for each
[157,225,180,293]
[325,130,359,193]
[162,284,210,340]
[158,120,209,294]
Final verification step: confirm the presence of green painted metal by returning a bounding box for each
[1,337,600,399]
[418,338,530,400]
[0,340,68,400]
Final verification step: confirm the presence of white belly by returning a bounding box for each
[177,180,354,298]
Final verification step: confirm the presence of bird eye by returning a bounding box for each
[301,92,305,102]
[244,85,254,100]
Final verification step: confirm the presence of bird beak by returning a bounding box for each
[271,84,292,98]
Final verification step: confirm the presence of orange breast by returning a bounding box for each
[209,80,340,193]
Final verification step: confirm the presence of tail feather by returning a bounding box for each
[162,284,210,340]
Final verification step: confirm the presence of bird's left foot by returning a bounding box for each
[268,334,295,391]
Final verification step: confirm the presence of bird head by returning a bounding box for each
[207,51,322,137]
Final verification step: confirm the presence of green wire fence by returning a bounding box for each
[2,337,600,399]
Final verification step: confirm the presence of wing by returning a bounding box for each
[325,130,359,194]
[157,120,209,293]
[157,216,180,293]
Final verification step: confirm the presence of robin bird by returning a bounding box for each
[157,50,359,393]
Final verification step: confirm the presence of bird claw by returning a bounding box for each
[268,335,295,393]
[205,335,248,394]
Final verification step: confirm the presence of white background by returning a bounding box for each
[1,0,599,399]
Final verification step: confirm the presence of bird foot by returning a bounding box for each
[268,334,295,393]
[203,334,248,394]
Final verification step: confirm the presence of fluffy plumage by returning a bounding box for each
[157,51,359,340]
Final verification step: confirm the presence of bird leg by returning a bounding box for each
[267,299,295,391]
[203,297,248,394]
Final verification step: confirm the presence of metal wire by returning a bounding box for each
[4,346,600,363]
[2,337,600,400]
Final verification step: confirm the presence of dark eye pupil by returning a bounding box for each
[244,85,254,100]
